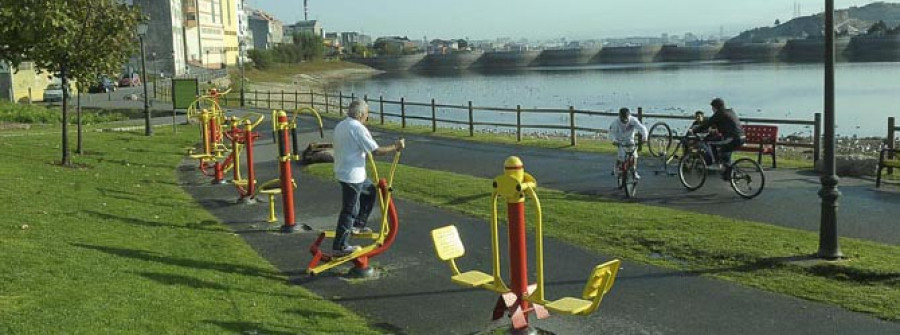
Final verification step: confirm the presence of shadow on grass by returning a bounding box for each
[82,210,226,232]
[283,308,347,320]
[74,243,284,281]
[444,192,492,206]
[202,320,295,335]
[137,272,229,290]
[806,264,900,285]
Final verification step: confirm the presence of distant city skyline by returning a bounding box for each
[248,0,883,40]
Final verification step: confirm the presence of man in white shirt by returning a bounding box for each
[608,107,648,179]
[331,99,405,256]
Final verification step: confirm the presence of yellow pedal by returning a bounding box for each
[451,271,494,288]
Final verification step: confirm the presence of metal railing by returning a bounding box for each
[153,87,828,162]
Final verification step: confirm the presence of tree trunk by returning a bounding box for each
[61,62,70,166]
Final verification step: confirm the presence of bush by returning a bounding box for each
[0,101,129,125]
[247,49,275,70]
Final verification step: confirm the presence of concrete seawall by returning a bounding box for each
[534,48,601,66]
[593,45,663,63]
[657,44,723,62]
[346,38,900,72]
[473,50,542,69]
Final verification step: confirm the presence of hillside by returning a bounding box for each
[730,1,900,43]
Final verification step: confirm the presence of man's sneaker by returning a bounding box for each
[332,245,361,257]
[352,227,373,234]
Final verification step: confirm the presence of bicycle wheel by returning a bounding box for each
[730,158,765,199]
[678,151,707,191]
[647,122,673,158]
[625,166,638,198]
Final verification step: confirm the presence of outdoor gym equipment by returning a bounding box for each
[252,110,307,232]
[431,156,621,332]
[222,113,265,203]
[186,90,232,184]
[307,150,402,277]
[273,107,325,144]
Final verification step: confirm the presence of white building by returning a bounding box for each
[125,0,187,76]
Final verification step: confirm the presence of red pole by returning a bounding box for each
[278,112,296,233]
[507,201,530,329]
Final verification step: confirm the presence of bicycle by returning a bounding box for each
[614,143,639,198]
[647,121,690,175]
[676,131,766,199]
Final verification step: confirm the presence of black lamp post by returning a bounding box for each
[818,0,842,259]
[138,22,152,136]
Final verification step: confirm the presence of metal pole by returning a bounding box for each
[277,111,297,233]
[818,0,842,260]
[636,107,644,151]
[240,42,245,107]
[141,36,152,136]
[814,113,822,162]
[468,101,474,137]
[401,97,406,128]
[339,91,343,115]
[517,105,522,142]
[379,95,384,125]
[888,117,896,174]
[569,106,576,146]
[431,98,436,132]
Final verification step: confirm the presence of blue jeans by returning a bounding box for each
[333,180,377,250]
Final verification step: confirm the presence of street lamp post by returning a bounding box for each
[138,22,152,136]
[818,0,842,259]
[239,39,246,107]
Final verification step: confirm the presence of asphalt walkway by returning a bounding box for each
[176,114,899,334]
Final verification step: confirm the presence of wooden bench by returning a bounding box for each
[739,125,778,168]
[876,146,900,188]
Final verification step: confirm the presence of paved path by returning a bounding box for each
[176,114,899,334]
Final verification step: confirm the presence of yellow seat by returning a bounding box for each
[544,297,593,315]
[452,271,494,287]
[432,225,506,292]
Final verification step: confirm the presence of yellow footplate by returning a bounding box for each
[451,271,494,287]
[545,297,592,315]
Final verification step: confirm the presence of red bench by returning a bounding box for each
[739,125,778,168]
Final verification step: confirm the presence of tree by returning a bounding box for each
[867,20,889,36]
[775,19,781,26]
[247,49,274,69]
[350,43,370,57]
[0,0,142,166]
[293,32,325,61]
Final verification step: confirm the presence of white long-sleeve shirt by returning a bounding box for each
[608,116,648,144]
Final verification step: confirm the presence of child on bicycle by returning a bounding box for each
[609,107,649,179]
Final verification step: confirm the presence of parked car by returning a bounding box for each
[118,73,142,87]
[42,83,71,102]
[88,77,117,93]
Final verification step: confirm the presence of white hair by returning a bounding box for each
[347,99,368,119]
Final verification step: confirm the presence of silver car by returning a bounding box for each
[42,83,71,102]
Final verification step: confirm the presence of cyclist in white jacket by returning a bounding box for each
[608,108,649,179]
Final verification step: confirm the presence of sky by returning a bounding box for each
[248,0,885,40]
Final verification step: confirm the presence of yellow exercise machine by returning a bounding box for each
[186,89,232,184]
[223,112,265,203]
[306,150,402,277]
[431,156,621,332]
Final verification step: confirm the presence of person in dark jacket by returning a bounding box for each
[690,98,744,178]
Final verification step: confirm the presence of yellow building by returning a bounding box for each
[222,0,240,66]
[0,62,56,103]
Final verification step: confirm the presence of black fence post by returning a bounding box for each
[294,90,298,110]
[281,90,285,109]
[267,91,271,109]
[325,92,329,113]
[309,88,314,108]
[569,106,577,146]
[338,91,343,115]
[254,90,258,106]
[401,97,406,128]
[814,113,822,163]
[516,105,522,142]
[379,95,384,125]
[468,101,474,137]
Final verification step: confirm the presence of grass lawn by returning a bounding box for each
[232,60,373,85]
[305,161,900,321]
[0,125,377,334]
